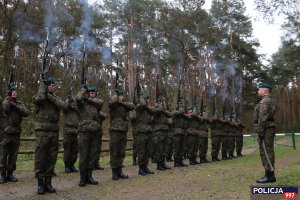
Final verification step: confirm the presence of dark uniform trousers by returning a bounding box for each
[198,137,208,158]
[221,136,230,157]
[186,134,198,159]
[35,131,59,179]
[165,133,173,159]
[173,134,185,162]
[95,129,103,165]
[78,131,100,171]
[132,131,138,161]
[136,132,152,166]
[0,133,20,173]
[235,136,243,154]
[258,127,275,171]
[63,132,78,167]
[153,130,168,162]
[211,136,221,158]
[228,136,236,156]
[109,130,127,168]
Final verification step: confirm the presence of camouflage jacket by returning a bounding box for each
[135,104,156,134]
[153,109,172,132]
[253,95,275,133]
[0,96,6,133]
[76,90,103,132]
[228,122,238,137]
[99,111,107,133]
[2,96,28,134]
[109,98,135,132]
[172,111,191,135]
[211,119,224,136]
[198,117,210,138]
[221,121,231,136]
[186,115,202,136]
[33,82,65,131]
[63,101,79,134]
[236,123,245,137]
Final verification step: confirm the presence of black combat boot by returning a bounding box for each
[212,156,221,162]
[189,158,195,165]
[95,163,104,170]
[112,168,119,180]
[138,165,147,176]
[257,171,276,183]
[44,176,56,193]
[118,167,129,179]
[86,169,98,185]
[162,161,171,170]
[79,171,86,187]
[0,172,7,184]
[65,166,72,173]
[144,165,154,174]
[174,161,182,167]
[237,153,243,157]
[222,156,229,160]
[7,171,17,182]
[157,161,165,170]
[37,178,45,195]
[71,166,78,172]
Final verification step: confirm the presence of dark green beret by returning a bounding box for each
[87,86,96,92]
[115,88,124,96]
[258,82,272,90]
[8,83,16,91]
[47,76,55,84]
[187,105,193,110]
[143,91,150,99]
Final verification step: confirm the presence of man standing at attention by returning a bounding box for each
[254,82,276,183]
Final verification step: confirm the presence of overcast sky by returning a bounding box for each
[203,0,284,59]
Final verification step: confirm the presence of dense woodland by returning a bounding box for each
[0,0,299,135]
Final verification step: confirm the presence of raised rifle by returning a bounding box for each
[155,74,160,103]
[41,30,50,80]
[133,66,142,105]
[7,47,18,94]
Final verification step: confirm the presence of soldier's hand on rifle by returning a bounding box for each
[258,132,264,141]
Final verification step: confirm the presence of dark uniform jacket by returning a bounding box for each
[153,109,172,132]
[172,111,190,135]
[211,119,224,136]
[2,97,28,134]
[109,98,135,132]
[33,82,65,132]
[135,104,156,133]
[76,90,103,132]
[63,101,79,134]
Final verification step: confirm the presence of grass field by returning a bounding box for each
[0,136,299,200]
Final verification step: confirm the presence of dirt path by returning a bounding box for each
[1,145,300,200]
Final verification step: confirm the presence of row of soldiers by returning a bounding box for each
[0,77,245,195]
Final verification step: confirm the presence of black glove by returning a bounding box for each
[258,133,264,141]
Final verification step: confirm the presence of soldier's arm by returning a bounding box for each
[87,98,103,110]
[257,98,273,133]
[75,89,87,105]
[145,105,157,114]
[33,82,47,104]
[47,93,66,110]
[119,101,135,111]
[14,102,29,117]
[2,96,11,112]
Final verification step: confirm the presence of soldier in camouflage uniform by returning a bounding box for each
[95,111,107,170]
[0,85,28,184]
[235,122,245,157]
[76,86,103,186]
[221,120,230,160]
[152,100,172,170]
[254,82,276,183]
[134,92,156,175]
[198,115,210,163]
[211,115,223,161]
[0,96,5,183]
[63,96,79,173]
[33,77,65,194]
[172,103,190,167]
[109,90,135,180]
[186,105,200,165]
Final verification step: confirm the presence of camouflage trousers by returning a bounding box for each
[186,134,198,159]
[78,131,99,171]
[109,130,127,168]
[258,127,275,171]
[63,132,78,167]
[153,130,168,162]
[0,133,20,173]
[95,129,103,165]
[221,136,230,157]
[211,135,221,158]
[228,136,236,156]
[165,134,173,159]
[173,134,185,162]
[35,131,59,179]
[132,133,138,161]
[136,132,152,166]
[235,136,243,154]
[198,137,208,158]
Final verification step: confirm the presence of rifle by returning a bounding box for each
[133,66,142,105]
[155,74,160,103]
[7,47,18,93]
[41,30,50,80]
[223,97,228,120]
[81,42,87,88]
[68,58,75,100]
